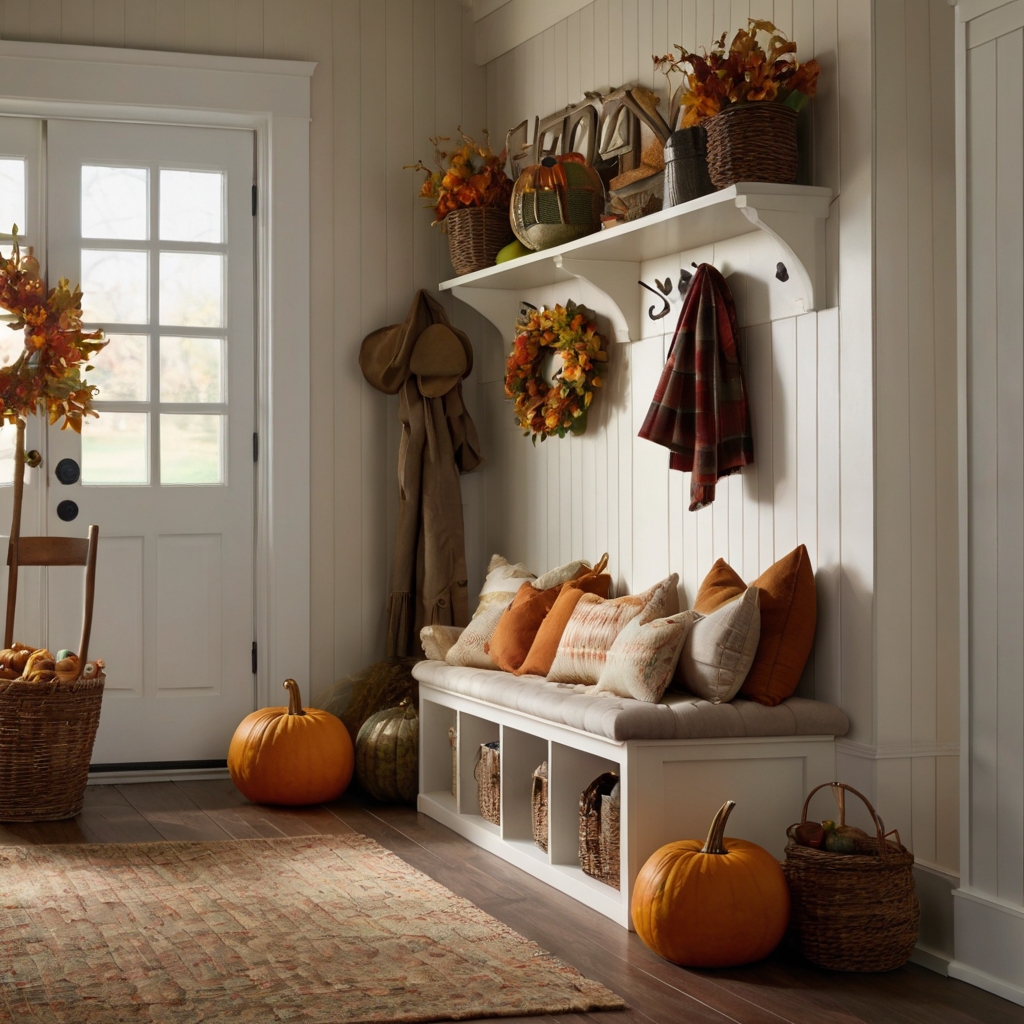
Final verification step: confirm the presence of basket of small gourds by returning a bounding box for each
[784,782,919,972]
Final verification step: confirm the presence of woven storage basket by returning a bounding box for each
[784,782,920,972]
[474,741,500,825]
[579,772,620,889]
[447,725,457,797]
[531,761,548,851]
[0,675,105,821]
[445,207,514,276]
[703,102,799,189]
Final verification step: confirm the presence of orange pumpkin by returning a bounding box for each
[228,679,353,806]
[631,800,789,967]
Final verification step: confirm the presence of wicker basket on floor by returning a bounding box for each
[0,675,105,821]
[580,772,620,889]
[703,102,799,188]
[531,761,548,851]
[474,741,500,825]
[784,782,919,972]
[445,207,514,276]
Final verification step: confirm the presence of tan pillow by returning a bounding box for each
[548,574,680,685]
[445,602,510,669]
[420,624,464,662]
[693,557,745,613]
[533,559,590,590]
[596,612,697,703]
[676,586,760,703]
[474,554,535,619]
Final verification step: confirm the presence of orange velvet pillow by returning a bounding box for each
[485,581,562,674]
[692,547,817,705]
[515,573,612,677]
[693,558,745,614]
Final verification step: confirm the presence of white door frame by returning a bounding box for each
[0,39,314,711]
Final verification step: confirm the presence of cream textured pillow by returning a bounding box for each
[473,554,535,619]
[596,612,697,703]
[675,586,761,703]
[445,602,510,669]
[533,559,591,590]
[420,624,464,662]
[548,574,680,685]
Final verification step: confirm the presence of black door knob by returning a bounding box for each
[56,500,78,522]
[55,458,80,485]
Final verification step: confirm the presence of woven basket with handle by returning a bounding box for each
[579,772,620,889]
[784,782,920,972]
[445,207,514,276]
[703,102,799,189]
[531,761,548,851]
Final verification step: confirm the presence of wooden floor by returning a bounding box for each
[2,779,1021,1024]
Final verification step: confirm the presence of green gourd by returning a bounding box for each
[355,700,418,804]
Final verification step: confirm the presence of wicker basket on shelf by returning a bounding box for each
[0,674,105,821]
[579,772,620,889]
[703,102,799,188]
[474,741,500,825]
[531,761,548,851]
[784,782,919,972]
[445,207,514,276]
[447,725,457,797]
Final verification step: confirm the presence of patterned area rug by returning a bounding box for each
[0,834,625,1023]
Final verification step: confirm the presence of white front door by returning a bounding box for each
[20,118,256,766]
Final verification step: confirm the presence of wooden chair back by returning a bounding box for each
[5,524,99,677]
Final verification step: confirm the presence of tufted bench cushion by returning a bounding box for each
[413,661,849,743]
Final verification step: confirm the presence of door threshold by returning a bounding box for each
[88,760,230,785]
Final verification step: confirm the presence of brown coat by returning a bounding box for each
[360,291,483,658]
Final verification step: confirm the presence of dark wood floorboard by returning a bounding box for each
[7,780,1023,1024]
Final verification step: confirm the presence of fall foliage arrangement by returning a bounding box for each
[654,20,821,128]
[0,228,105,431]
[407,129,514,227]
[505,302,607,441]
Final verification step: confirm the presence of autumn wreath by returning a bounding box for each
[505,302,607,441]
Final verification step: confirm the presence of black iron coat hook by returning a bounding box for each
[639,279,672,320]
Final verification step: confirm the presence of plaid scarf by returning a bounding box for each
[637,264,753,511]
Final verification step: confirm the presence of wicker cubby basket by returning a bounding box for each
[579,772,620,889]
[474,741,500,825]
[445,207,514,276]
[531,761,548,851]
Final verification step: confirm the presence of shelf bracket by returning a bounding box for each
[735,198,828,313]
[448,286,524,348]
[554,256,641,343]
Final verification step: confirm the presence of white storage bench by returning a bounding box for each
[414,660,849,929]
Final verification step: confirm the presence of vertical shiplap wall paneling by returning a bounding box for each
[870,0,960,874]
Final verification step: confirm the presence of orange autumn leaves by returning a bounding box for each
[505,303,607,441]
[0,229,105,432]
[655,20,821,128]
[406,129,513,226]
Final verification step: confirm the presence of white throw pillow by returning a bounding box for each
[596,612,697,703]
[533,558,592,591]
[420,624,464,662]
[445,602,510,669]
[473,554,535,619]
[675,586,760,703]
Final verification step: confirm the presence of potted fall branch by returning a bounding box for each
[407,129,514,275]
[654,20,820,188]
[0,227,107,821]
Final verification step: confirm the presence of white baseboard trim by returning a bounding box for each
[948,961,1024,1007]
[88,767,231,785]
[910,945,950,976]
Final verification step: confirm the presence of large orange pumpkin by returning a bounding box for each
[631,800,789,967]
[228,679,353,805]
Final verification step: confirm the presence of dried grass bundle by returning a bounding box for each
[312,658,420,740]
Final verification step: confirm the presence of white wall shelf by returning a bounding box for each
[439,182,832,344]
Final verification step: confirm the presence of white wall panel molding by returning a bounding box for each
[966,0,1024,45]
[474,0,592,64]
[837,739,960,760]
[951,890,1024,1007]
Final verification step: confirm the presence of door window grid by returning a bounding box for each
[79,165,228,487]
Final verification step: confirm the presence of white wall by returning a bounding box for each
[0,0,490,695]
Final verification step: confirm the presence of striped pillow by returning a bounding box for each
[596,612,697,702]
[547,575,680,685]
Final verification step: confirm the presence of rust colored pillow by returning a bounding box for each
[485,581,562,674]
[740,545,817,706]
[515,573,612,677]
[693,558,745,614]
